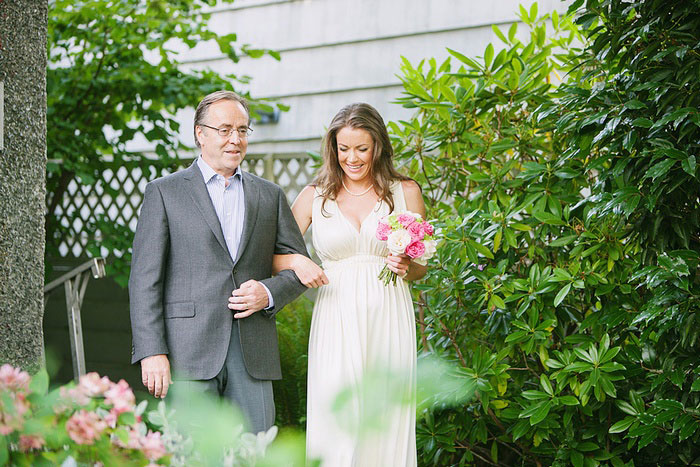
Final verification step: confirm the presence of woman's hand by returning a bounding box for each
[291,254,329,288]
[385,253,427,281]
[385,254,411,277]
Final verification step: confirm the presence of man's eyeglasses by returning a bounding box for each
[199,124,253,139]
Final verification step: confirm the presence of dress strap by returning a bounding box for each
[391,180,408,213]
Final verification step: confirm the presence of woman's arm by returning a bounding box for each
[385,180,429,282]
[272,186,329,287]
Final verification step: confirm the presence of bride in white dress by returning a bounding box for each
[273,103,427,466]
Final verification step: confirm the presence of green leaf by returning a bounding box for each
[624,100,646,110]
[631,117,654,128]
[508,22,518,41]
[554,283,572,307]
[679,417,699,441]
[447,48,482,69]
[550,235,577,247]
[540,374,554,396]
[0,434,7,466]
[534,211,566,226]
[559,395,580,406]
[570,450,584,467]
[29,368,49,395]
[522,390,550,400]
[492,25,508,43]
[645,158,676,180]
[469,240,495,259]
[616,400,638,416]
[682,155,696,175]
[530,401,551,425]
[484,44,494,68]
[609,416,635,433]
[691,378,700,391]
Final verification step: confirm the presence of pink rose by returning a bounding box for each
[422,221,434,236]
[105,379,135,414]
[407,222,424,241]
[65,410,107,445]
[376,221,392,241]
[397,213,416,228]
[405,240,426,259]
[0,364,30,392]
[19,434,45,452]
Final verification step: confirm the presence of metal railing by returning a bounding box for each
[44,258,106,381]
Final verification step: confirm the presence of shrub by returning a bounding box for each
[0,364,169,465]
[389,1,699,464]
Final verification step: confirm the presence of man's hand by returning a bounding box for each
[141,354,172,399]
[228,280,270,318]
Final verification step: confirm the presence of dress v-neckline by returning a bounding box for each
[335,198,382,235]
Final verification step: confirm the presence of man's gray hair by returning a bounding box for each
[193,90,250,148]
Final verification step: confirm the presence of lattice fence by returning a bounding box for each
[53,153,316,258]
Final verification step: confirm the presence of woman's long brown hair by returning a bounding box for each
[314,103,411,214]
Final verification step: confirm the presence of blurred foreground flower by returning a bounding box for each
[0,364,169,465]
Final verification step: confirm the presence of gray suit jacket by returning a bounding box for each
[129,162,308,381]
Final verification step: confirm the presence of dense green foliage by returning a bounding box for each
[47,0,282,277]
[390,1,699,465]
[273,296,313,428]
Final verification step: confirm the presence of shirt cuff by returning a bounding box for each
[261,283,275,311]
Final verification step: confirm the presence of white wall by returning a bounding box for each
[169,0,570,155]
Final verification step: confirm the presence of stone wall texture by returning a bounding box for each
[0,0,48,371]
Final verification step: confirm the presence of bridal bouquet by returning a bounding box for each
[376,211,437,286]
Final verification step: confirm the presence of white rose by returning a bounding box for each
[386,230,412,255]
[422,239,437,260]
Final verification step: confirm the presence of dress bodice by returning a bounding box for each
[311,181,407,267]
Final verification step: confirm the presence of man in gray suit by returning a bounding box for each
[129,90,308,433]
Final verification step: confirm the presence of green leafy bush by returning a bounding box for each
[389,1,699,464]
[273,296,313,428]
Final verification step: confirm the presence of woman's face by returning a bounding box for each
[336,126,374,183]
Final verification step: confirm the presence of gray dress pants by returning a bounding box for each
[169,322,275,434]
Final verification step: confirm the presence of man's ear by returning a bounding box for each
[195,126,204,147]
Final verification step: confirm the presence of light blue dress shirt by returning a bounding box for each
[197,156,274,309]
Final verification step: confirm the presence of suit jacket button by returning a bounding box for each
[233,269,237,275]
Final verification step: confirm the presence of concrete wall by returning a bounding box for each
[0,1,48,371]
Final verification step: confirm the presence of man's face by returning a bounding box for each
[196,99,249,177]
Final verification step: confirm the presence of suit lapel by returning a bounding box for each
[235,171,260,265]
[183,162,232,263]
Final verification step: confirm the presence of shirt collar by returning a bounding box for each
[197,156,241,184]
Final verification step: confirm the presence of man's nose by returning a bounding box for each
[227,131,242,143]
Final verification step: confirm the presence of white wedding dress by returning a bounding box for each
[306,181,417,467]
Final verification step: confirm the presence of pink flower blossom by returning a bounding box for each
[140,431,167,460]
[407,221,424,241]
[376,221,392,241]
[19,434,45,452]
[0,364,30,392]
[79,372,112,397]
[59,385,91,408]
[397,213,416,228]
[105,379,135,414]
[113,427,141,450]
[103,408,119,428]
[422,221,434,236]
[65,409,107,445]
[405,240,426,259]
[0,392,29,435]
